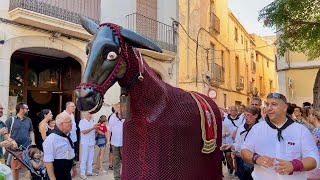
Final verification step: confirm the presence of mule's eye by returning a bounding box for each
[107,51,117,60]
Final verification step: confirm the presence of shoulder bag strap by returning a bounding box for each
[9,117,14,137]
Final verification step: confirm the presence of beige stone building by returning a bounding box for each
[251,34,278,99]
[0,0,96,122]
[277,51,320,106]
[178,0,277,108]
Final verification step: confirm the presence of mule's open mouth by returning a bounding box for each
[87,96,103,114]
[76,89,104,113]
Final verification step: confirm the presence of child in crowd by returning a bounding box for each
[96,115,108,174]
[48,119,55,130]
[29,146,46,175]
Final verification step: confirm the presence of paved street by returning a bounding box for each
[71,163,237,180]
[20,161,237,179]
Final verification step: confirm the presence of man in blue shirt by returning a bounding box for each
[6,102,34,180]
[0,103,17,163]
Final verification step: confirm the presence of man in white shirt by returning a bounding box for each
[238,105,246,125]
[43,113,77,180]
[79,112,98,179]
[63,102,77,143]
[107,111,125,180]
[224,106,242,175]
[250,97,264,122]
[241,93,319,180]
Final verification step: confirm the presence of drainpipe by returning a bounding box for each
[186,0,190,79]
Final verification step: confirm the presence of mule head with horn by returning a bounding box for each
[76,16,162,113]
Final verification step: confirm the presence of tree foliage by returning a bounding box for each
[259,0,320,59]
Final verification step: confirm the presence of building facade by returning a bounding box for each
[251,34,278,99]
[277,50,320,106]
[0,0,99,122]
[178,0,277,108]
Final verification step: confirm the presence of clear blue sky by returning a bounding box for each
[228,0,275,36]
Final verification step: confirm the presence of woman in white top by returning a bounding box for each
[220,107,230,144]
[220,105,259,180]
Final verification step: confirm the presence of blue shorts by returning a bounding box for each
[98,143,106,148]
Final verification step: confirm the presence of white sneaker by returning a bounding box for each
[87,173,98,176]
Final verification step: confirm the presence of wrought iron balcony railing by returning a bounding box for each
[209,12,220,34]
[9,0,100,24]
[209,63,224,86]
[125,13,177,52]
[236,76,244,90]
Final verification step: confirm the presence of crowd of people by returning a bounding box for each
[0,92,320,180]
[0,101,124,180]
[220,93,320,180]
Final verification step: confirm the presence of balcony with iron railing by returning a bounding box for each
[8,0,101,39]
[236,76,244,90]
[209,63,224,86]
[209,12,220,35]
[125,13,177,52]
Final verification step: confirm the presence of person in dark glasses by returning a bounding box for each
[240,93,319,180]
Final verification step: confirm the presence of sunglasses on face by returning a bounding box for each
[267,93,287,103]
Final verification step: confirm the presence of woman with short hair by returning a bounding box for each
[220,105,260,180]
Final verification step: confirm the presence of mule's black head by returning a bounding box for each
[76,16,162,113]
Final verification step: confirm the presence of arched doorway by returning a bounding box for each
[9,47,81,149]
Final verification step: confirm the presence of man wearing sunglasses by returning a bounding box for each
[241,93,319,180]
[5,102,35,180]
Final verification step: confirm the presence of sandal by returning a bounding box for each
[108,165,113,170]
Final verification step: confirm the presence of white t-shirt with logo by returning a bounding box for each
[241,121,319,180]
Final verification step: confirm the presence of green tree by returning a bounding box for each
[259,0,320,109]
[259,0,320,59]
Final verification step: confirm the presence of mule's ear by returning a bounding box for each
[80,16,99,35]
[121,28,162,53]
